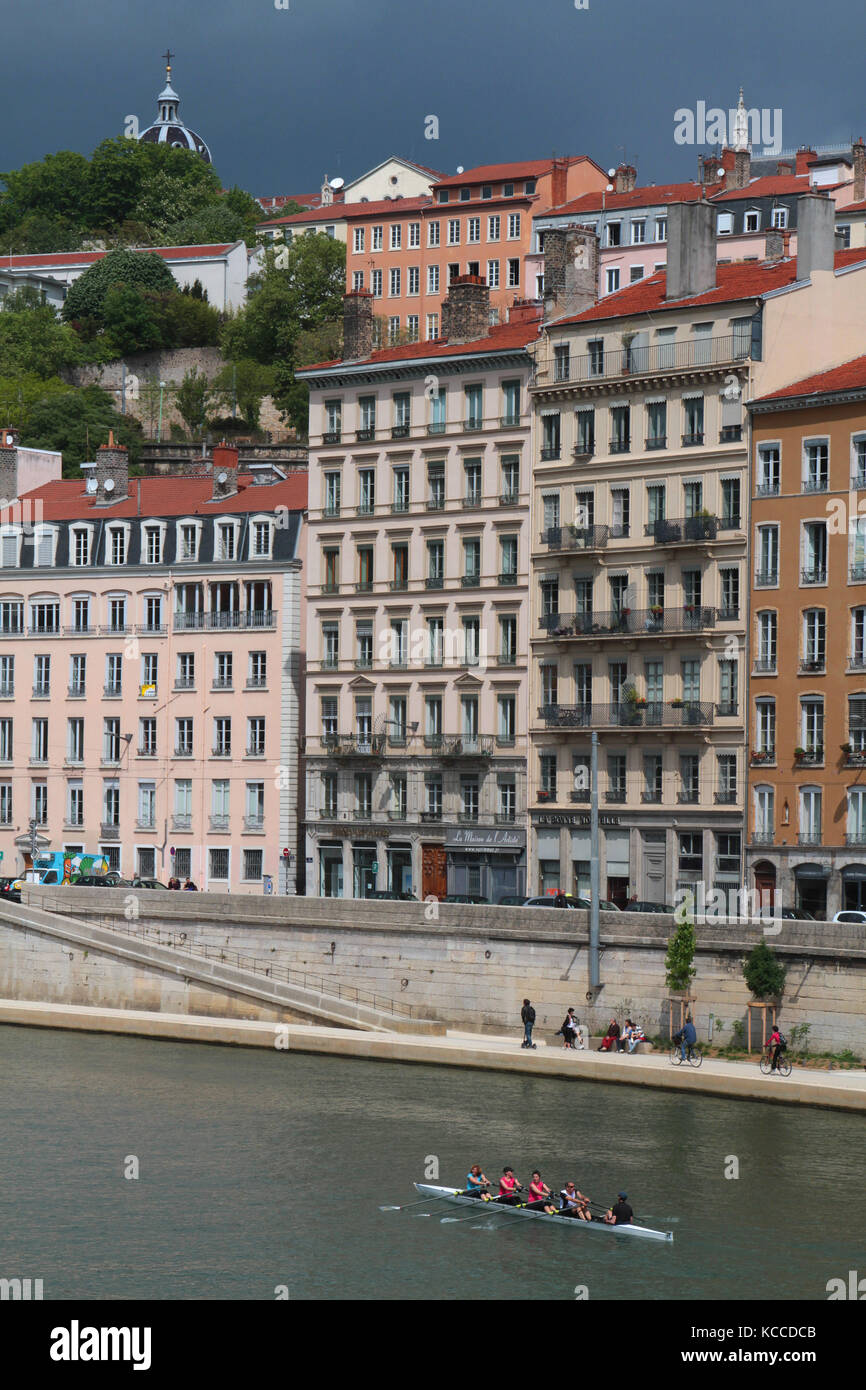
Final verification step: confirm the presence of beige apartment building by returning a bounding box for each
[527,195,866,906]
[297,280,540,901]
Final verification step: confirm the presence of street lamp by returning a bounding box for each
[157,381,167,442]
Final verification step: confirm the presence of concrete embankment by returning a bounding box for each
[1,999,864,1114]
[15,886,866,1056]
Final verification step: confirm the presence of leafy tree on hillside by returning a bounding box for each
[19,383,142,471]
[214,359,275,430]
[0,288,84,376]
[0,150,91,232]
[62,249,176,329]
[175,367,220,438]
[0,373,73,434]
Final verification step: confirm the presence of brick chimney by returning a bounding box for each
[441,275,490,344]
[0,429,18,504]
[542,225,599,319]
[853,139,866,203]
[550,157,569,208]
[342,289,374,361]
[211,441,239,501]
[728,148,751,191]
[700,154,723,187]
[720,147,736,176]
[776,160,793,176]
[797,193,835,280]
[81,430,129,504]
[665,201,717,301]
[614,163,637,194]
[796,147,817,176]
[764,227,791,262]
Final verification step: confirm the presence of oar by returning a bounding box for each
[440,1188,528,1223]
[379,1188,474,1212]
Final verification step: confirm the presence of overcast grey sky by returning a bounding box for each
[4,0,865,194]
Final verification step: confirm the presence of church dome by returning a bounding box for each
[138,58,212,164]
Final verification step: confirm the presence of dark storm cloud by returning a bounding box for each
[3,0,865,194]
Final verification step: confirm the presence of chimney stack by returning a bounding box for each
[700,154,722,187]
[542,225,599,319]
[440,275,490,344]
[764,227,792,262]
[853,139,866,203]
[796,193,835,280]
[614,163,637,194]
[550,157,569,208]
[0,428,18,504]
[211,441,239,501]
[82,430,129,505]
[665,201,717,302]
[728,148,751,191]
[796,147,817,177]
[342,289,374,361]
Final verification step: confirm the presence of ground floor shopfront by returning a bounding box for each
[306,824,526,902]
[747,848,866,919]
[529,809,744,907]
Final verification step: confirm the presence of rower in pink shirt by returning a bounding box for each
[498,1167,522,1205]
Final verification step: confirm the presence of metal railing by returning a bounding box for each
[103,921,415,1019]
[534,333,749,386]
[644,515,719,543]
[308,732,496,757]
[174,611,275,631]
[542,524,612,551]
[539,700,715,729]
[540,605,716,638]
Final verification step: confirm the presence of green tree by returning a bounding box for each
[742,939,786,1000]
[665,913,697,992]
[101,284,166,356]
[1,150,91,229]
[214,358,275,430]
[159,292,222,348]
[62,249,175,329]
[20,383,142,471]
[175,367,220,437]
[0,289,84,376]
[0,372,73,432]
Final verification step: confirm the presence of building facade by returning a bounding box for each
[747,356,866,916]
[2,437,305,893]
[298,281,540,900]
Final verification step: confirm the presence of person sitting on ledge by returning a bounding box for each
[598,1018,620,1051]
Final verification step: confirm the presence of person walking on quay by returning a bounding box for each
[520,998,537,1049]
[558,1007,579,1049]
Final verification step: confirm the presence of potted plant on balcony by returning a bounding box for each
[650,604,663,617]
[635,696,648,708]
[670,697,684,708]
[751,749,768,763]
[537,789,552,802]
[793,746,807,761]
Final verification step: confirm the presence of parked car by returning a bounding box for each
[131,877,169,891]
[625,900,675,914]
[521,893,619,910]
[779,906,816,920]
[497,894,528,906]
[441,893,488,904]
[832,909,866,923]
[367,889,418,901]
[70,873,133,888]
[0,876,22,903]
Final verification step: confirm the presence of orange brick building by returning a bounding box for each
[748,355,866,918]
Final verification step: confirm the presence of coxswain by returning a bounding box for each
[465,1164,491,1199]
[525,1171,557,1215]
[604,1190,634,1225]
[497,1167,523,1205]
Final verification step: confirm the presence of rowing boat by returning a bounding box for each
[414,1184,674,1242]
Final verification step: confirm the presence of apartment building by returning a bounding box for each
[297,280,540,901]
[527,195,866,907]
[262,156,608,342]
[2,436,305,893]
[747,356,866,917]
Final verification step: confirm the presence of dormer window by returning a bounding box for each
[178,522,199,561]
[744,208,761,233]
[217,521,237,561]
[106,526,127,566]
[71,526,91,567]
[717,212,734,235]
[0,528,21,568]
[251,520,272,559]
[143,524,164,565]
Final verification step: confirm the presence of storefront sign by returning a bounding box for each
[534,813,621,827]
[444,827,526,851]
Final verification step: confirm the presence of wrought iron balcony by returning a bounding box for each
[172,814,191,831]
[719,425,742,442]
[802,477,828,494]
[846,831,866,845]
[799,658,825,673]
[539,605,716,638]
[752,659,776,674]
[535,333,749,386]
[100,822,121,839]
[715,791,738,804]
[391,424,410,439]
[645,436,666,450]
[852,472,866,490]
[498,572,518,586]
[798,831,822,845]
[538,700,715,729]
[356,427,375,442]
[542,524,611,552]
[322,430,341,445]
[751,831,775,844]
[755,569,779,587]
[755,481,780,496]
[681,433,705,447]
[645,515,719,544]
[801,567,827,585]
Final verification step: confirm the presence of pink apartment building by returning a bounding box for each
[1,435,306,893]
[296,281,540,902]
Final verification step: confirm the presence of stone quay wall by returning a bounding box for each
[14,889,866,1055]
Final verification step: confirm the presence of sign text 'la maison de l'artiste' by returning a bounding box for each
[444,827,526,850]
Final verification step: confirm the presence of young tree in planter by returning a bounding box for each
[665,912,697,993]
[742,938,786,1000]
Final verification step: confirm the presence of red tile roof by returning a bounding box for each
[710,175,813,201]
[3,245,236,270]
[22,471,308,522]
[258,195,432,228]
[752,354,866,403]
[557,247,866,325]
[545,182,708,218]
[300,312,543,372]
[435,156,603,188]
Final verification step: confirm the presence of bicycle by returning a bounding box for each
[760,1045,792,1078]
[670,1040,703,1068]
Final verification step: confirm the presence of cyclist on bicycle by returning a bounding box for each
[677,1015,697,1062]
[766,1024,786,1073]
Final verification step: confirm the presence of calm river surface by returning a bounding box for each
[0,1024,862,1300]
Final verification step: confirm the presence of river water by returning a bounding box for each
[0,1024,861,1301]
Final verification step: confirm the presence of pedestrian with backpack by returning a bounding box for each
[520,998,537,1049]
